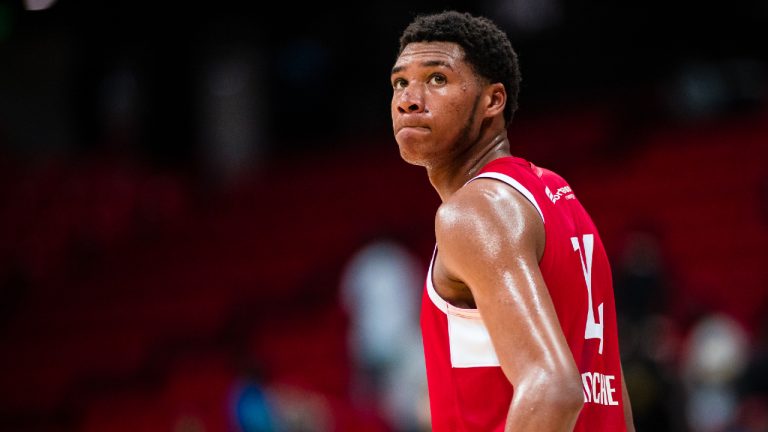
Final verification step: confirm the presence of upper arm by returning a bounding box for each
[436,179,578,386]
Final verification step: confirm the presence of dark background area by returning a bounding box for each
[1,0,767,431]
[2,0,766,165]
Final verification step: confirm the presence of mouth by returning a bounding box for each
[395,125,431,142]
[397,125,430,133]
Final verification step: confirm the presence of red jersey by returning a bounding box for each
[421,156,626,431]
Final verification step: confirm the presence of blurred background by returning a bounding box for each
[0,0,767,431]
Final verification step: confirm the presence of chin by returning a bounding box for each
[399,150,427,167]
[395,140,429,167]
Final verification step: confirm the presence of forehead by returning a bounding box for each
[393,41,468,72]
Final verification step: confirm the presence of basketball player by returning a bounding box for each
[390,11,635,431]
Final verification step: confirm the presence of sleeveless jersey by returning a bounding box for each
[421,156,626,431]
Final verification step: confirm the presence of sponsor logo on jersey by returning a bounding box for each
[545,185,575,204]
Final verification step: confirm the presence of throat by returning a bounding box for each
[466,136,511,179]
[427,133,511,202]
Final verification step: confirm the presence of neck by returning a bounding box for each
[427,129,511,202]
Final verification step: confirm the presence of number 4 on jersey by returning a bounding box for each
[571,234,604,354]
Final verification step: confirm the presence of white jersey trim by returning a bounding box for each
[426,247,501,368]
[448,312,501,367]
[469,172,545,224]
[424,170,542,369]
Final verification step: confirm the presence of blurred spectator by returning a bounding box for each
[339,236,429,432]
[614,226,667,324]
[230,375,278,432]
[613,225,688,431]
[229,351,335,432]
[728,314,768,432]
[258,383,333,432]
[621,315,686,432]
[681,313,750,432]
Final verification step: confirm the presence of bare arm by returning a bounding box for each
[436,179,583,431]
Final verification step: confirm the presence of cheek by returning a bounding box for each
[442,98,472,127]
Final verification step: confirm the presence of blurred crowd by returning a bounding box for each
[1,1,767,431]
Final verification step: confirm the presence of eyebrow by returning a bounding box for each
[391,60,454,76]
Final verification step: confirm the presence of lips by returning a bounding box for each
[397,125,430,135]
[400,125,429,131]
[395,125,431,143]
[396,123,430,133]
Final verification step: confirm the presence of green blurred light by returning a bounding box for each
[0,4,12,43]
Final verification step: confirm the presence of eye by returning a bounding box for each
[429,74,447,85]
[392,77,407,90]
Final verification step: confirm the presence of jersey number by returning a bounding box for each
[571,234,604,354]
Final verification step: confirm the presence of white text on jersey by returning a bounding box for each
[581,372,619,406]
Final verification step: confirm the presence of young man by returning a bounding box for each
[390,11,635,431]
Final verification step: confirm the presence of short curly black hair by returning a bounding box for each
[398,10,521,125]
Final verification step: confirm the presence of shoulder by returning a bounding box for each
[436,179,498,229]
[437,178,539,229]
[435,177,544,259]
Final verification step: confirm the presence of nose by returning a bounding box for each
[396,88,425,114]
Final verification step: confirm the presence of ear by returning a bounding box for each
[483,82,506,119]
